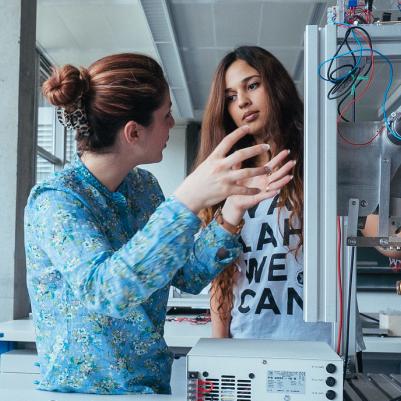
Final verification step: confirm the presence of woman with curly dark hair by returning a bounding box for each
[196,46,332,342]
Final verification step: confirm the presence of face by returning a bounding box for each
[141,92,175,164]
[224,59,269,139]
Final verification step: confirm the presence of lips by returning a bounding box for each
[242,111,259,122]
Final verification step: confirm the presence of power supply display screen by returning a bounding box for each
[266,370,306,394]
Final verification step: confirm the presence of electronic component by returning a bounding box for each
[187,339,343,401]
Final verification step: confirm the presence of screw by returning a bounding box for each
[360,200,368,207]
[262,360,267,365]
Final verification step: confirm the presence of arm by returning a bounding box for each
[25,190,201,319]
[171,220,241,294]
[210,282,231,338]
[361,214,401,258]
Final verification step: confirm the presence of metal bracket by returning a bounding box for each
[346,199,360,246]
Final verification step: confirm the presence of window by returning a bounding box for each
[35,51,76,183]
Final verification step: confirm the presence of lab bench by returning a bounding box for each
[1,317,400,352]
[1,317,401,400]
[0,317,207,401]
[0,355,187,400]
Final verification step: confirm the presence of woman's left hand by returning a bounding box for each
[221,149,296,226]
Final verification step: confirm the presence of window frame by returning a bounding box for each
[35,50,75,183]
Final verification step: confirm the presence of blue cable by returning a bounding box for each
[318,25,401,141]
[318,29,364,82]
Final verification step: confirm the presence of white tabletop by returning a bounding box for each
[1,317,401,352]
[0,317,210,348]
[0,356,186,401]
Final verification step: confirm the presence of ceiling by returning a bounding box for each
[37,0,401,122]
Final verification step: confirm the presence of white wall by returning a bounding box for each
[0,0,36,322]
[141,123,187,197]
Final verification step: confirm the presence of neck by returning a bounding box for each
[80,150,136,192]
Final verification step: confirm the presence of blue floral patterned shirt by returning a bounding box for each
[24,155,240,395]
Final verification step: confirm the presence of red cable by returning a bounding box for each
[196,380,214,401]
[336,217,343,355]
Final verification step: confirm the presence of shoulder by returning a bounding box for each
[26,165,85,212]
[130,167,164,198]
[133,167,160,186]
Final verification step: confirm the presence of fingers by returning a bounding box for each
[224,143,270,167]
[266,159,296,184]
[247,189,279,206]
[265,149,291,171]
[229,185,261,196]
[266,173,294,192]
[225,188,280,212]
[230,166,268,182]
[212,125,251,158]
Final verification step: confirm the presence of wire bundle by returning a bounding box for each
[345,4,374,24]
[166,313,211,325]
[196,379,215,401]
[318,23,401,144]
[319,26,373,123]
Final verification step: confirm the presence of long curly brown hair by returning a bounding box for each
[194,46,304,322]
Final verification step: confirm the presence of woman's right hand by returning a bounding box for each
[221,149,296,226]
[174,125,270,214]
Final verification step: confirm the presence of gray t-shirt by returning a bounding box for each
[230,195,332,344]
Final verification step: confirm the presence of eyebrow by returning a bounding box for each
[225,75,261,93]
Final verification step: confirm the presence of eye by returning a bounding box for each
[248,81,259,90]
[165,110,172,119]
[226,94,237,103]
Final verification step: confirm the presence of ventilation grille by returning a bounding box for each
[203,375,252,401]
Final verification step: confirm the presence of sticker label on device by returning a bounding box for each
[267,370,306,394]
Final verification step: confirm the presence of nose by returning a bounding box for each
[237,91,251,109]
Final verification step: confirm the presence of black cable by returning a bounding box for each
[337,31,372,119]
[344,246,355,381]
[359,312,379,323]
[322,26,373,121]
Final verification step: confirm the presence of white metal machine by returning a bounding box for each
[304,22,401,364]
[187,339,343,401]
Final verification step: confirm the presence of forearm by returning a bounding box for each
[171,220,241,294]
[27,192,201,318]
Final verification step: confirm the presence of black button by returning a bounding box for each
[326,390,336,400]
[249,373,255,379]
[202,371,209,377]
[326,363,336,374]
[326,377,336,387]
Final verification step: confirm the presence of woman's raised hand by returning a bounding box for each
[174,125,271,213]
[221,149,295,226]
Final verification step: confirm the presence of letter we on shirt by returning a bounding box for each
[237,196,303,317]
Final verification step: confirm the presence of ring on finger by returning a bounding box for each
[264,165,273,176]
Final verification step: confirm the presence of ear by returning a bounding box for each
[121,120,144,145]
